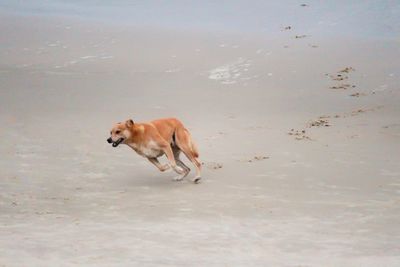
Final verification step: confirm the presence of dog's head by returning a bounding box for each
[107,119,134,147]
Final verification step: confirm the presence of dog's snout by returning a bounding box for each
[107,137,112,143]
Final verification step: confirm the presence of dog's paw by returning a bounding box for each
[160,164,170,172]
[172,165,185,175]
[192,176,201,184]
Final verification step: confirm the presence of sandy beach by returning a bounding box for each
[1,2,400,266]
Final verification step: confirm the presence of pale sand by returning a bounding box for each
[0,12,400,267]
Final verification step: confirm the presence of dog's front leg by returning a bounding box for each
[160,143,185,176]
[148,157,170,172]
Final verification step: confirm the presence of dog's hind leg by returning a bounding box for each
[171,147,190,181]
[174,128,202,183]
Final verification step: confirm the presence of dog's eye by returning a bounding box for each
[116,130,121,134]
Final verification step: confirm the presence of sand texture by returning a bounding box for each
[1,3,400,266]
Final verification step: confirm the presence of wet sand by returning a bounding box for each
[1,10,400,267]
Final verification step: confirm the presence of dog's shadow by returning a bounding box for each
[119,173,194,189]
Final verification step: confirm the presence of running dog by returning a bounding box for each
[107,118,201,183]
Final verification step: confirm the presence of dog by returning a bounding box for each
[107,118,201,183]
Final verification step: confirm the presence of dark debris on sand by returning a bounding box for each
[289,116,332,141]
[328,67,356,90]
[330,84,356,90]
[346,106,383,117]
[349,92,366,97]
[202,162,223,170]
[308,118,331,128]
[248,156,269,162]
[330,73,348,81]
[339,67,355,73]
[288,129,311,141]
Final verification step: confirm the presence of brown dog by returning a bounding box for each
[107,118,201,183]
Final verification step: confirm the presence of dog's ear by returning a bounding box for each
[125,119,134,128]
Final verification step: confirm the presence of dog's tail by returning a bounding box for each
[173,119,200,158]
[188,132,199,158]
[174,126,199,158]
[181,128,199,158]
